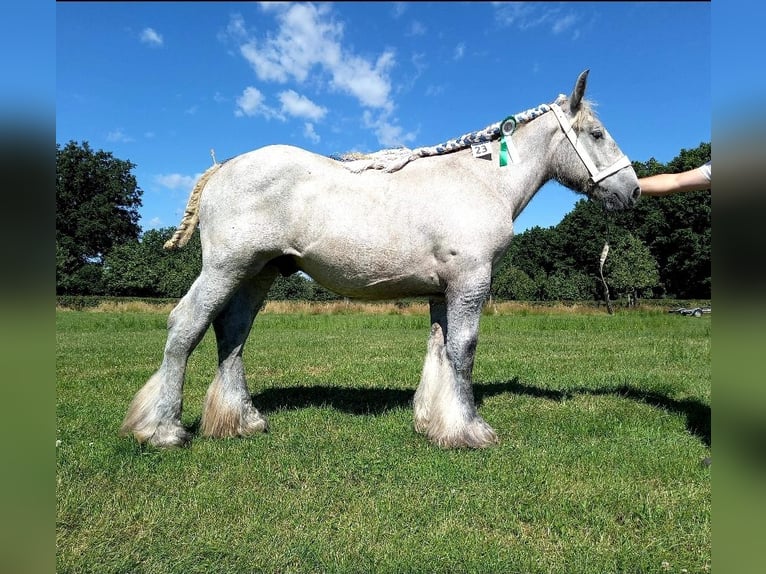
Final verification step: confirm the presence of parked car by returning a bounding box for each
[669,306,711,317]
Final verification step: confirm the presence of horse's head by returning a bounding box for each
[552,70,640,211]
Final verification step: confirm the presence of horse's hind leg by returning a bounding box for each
[120,268,244,447]
[201,264,278,438]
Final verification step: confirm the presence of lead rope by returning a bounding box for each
[599,209,614,315]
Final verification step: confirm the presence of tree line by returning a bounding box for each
[56,140,710,302]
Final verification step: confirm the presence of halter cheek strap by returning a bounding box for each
[550,103,632,184]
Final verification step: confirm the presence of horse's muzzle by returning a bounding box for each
[602,186,640,211]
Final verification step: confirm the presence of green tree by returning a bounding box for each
[492,226,554,301]
[268,274,315,300]
[603,233,660,302]
[101,239,158,297]
[57,141,143,294]
[491,265,537,300]
[154,229,203,297]
[502,225,559,278]
[616,142,711,297]
[102,227,202,298]
[541,270,595,302]
[267,273,343,301]
[553,199,613,272]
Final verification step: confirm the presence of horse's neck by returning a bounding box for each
[498,112,564,220]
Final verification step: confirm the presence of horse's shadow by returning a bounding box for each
[214,378,709,447]
[184,379,709,447]
[476,380,710,447]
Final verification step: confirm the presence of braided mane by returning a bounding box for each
[337,93,599,174]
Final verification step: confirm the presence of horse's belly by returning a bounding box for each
[296,251,444,300]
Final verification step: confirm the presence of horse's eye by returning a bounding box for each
[592,129,604,140]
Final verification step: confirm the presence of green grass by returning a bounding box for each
[56,306,711,573]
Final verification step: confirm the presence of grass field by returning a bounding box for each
[56,303,711,573]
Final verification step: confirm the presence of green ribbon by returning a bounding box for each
[499,115,517,167]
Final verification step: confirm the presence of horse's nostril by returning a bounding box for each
[632,186,641,200]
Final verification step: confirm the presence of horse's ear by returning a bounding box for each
[570,69,589,112]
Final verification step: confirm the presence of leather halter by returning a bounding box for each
[550,103,632,185]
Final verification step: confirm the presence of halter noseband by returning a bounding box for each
[549,103,632,185]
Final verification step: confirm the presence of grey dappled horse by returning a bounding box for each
[121,70,640,449]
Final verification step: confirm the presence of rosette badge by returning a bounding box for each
[499,115,519,167]
[501,116,517,137]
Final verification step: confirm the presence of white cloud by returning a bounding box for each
[412,52,427,74]
[106,129,134,143]
[399,52,428,94]
[231,4,395,112]
[453,42,465,61]
[391,3,408,19]
[407,20,426,37]
[552,14,578,35]
[238,3,344,84]
[155,173,197,191]
[147,217,163,228]
[303,122,320,143]
[223,13,247,40]
[492,3,542,29]
[279,90,327,120]
[493,3,580,35]
[224,4,421,147]
[425,84,445,97]
[240,42,289,83]
[330,51,395,111]
[235,86,264,116]
[234,86,282,119]
[259,2,287,13]
[140,27,163,47]
[363,111,417,149]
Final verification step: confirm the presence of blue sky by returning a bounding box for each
[56,2,710,234]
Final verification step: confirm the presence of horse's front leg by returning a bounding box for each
[413,298,448,434]
[414,277,498,448]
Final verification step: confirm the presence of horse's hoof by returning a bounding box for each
[201,404,269,438]
[142,423,191,448]
[413,418,430,435]
[150,425,191,448]
[240,412,269,436]
[429,416,499,449]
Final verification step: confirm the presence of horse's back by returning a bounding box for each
[224,144,337,176]
[200,144,338,207]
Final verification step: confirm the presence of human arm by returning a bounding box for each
[638,163,711,196]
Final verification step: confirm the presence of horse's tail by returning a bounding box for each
[163,162,223,250]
